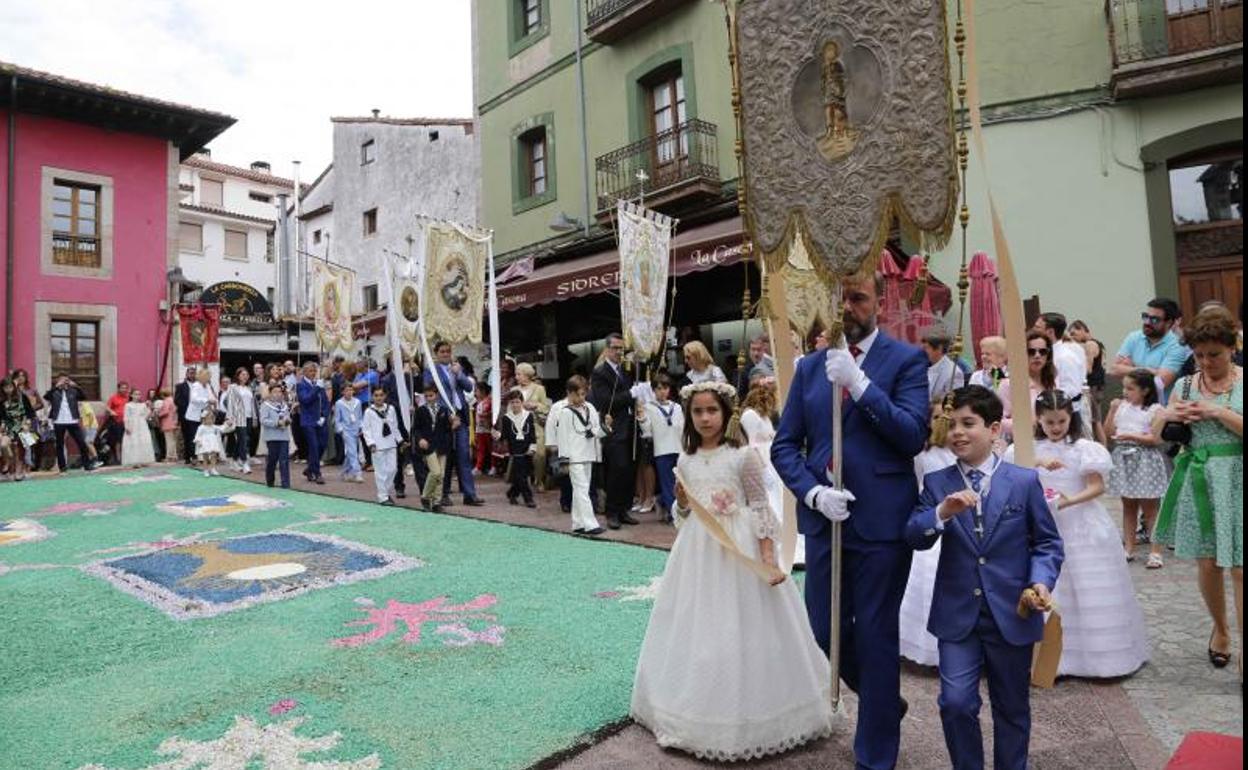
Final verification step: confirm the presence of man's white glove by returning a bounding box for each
[629,382,653,402]
[808,486,856,522]
[825,348,868,391]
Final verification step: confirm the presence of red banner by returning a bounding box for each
[178,305,221,364]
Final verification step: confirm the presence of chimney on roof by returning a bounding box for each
[251,161,271,173]
[371,108,380,119]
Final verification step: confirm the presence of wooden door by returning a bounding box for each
[1178,260,1243,319]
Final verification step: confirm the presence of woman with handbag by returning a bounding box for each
[1152,305,1243,680]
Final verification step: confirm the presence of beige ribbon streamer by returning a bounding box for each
[965,0,1036,468]
[674,467,787,584]
[762,257,800,573]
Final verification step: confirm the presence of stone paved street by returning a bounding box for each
[200,459,1242,769]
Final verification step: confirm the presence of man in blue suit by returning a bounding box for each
[295,361,331,485]
[907,385,1063,770]
[773,272,930,770]
[425,340,485,507]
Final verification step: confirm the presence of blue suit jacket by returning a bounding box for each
[295,378,330,427]
[424,364,473,420]
[772,333,931,543]
[906,462,1064,646]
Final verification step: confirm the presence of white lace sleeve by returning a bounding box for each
[740,448,780,540]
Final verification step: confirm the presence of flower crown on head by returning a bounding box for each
[679,380,738,407]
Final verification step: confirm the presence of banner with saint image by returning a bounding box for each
[421,222,486,344]
[177,304,220,364]
[312,261,354,354]
[617,200,673,358]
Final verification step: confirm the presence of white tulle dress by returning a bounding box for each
[121,401,156,466]
[631,445,833,761]
[740,408,805,567]
[899,446,957,666]
[1010,439,1150,678]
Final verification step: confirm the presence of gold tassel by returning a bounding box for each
[930,392,955,448]
[727,409,745,445]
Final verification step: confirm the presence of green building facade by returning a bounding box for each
[473,0,1242,374]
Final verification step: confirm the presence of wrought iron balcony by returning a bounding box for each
[586,0,696,44]
[595,119,720,213]
[1107,0,1243,97]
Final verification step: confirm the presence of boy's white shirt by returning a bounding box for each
[646,399,684,457]
[545,398,567,449]
[505,407,533,436]
[554,401,604,463]
[362,403,401,450]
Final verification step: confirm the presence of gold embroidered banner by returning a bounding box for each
[617,200,673,358]
[422,223,486,344]
[312,261,353,354]
[733,0,959,277]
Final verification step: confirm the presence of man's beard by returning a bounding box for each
[1143,325,1164,340]
[843,313,877,345]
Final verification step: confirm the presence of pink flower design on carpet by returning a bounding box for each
[268,698,298,716]
[331,594,499,649]
[34,500,130,518]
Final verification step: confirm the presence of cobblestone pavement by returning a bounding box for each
[45,460,1241,767]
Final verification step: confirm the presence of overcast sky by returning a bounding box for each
[1,0,474,178]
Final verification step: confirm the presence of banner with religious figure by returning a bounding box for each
[177,305,221,364]
[394,274,423,358]
[421,222,487,344]
[312,261,354,355]
[617,200,673,358]
[733,0,959,277]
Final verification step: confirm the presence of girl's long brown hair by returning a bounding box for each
[681,389,742,454]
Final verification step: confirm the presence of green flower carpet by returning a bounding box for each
[0,469,667,769]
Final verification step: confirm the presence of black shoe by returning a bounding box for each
[572,527,585,534]
[464,497,485,507]
[561,505,572,514]
[620,513,640,525]
[585,527,606,536]
[524,500,537,509]
[900,697,909,721]
[607,517,622,530]
[507,495,518,506]
[438,496,453,507]
[396,490,406,499]
[314,477,326,485]
[380,498,395,507]
[420,497,431,509]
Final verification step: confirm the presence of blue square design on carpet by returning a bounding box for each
[83,532,422,620]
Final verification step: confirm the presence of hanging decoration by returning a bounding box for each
[312,261,354,355]
[768,224,836,343]
[421,222,487,345]
[617,200,674,359]
[177,304,220,364]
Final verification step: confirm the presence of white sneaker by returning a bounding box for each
[210,468,221,477]
[241,464,251,474]
[203,469,211,478]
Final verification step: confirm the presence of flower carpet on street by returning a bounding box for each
[0,469,665,769]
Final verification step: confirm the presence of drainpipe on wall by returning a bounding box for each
[574,0,591,237]
[277,193,291,316]
[5,74,16,373]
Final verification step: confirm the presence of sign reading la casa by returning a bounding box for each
[498,232,746,311]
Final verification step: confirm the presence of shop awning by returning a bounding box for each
[497,216,745,311]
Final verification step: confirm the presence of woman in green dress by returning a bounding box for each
[1153,305,1243,680]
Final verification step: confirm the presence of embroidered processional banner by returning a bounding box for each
[422,223,486,345]
[178,305,220,364]
[312,261,354,354]
[617,201,673,359]
[733,0,958,277]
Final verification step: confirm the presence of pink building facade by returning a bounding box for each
[0,63,233,399]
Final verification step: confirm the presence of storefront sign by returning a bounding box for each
[498,225,746,311]
[200,282,276,326]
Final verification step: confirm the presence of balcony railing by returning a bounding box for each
[1108,0,1243,65]
[595,119,720,212]
[52,233,101,268]
[586,0,694,44]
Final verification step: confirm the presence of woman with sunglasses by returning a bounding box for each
[997,331,1057,442]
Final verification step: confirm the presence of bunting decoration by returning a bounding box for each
[177,304,220,364]
[312,261,354,355]
[421,222,487,345]
[617,200,673,359]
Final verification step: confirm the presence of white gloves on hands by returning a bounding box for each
[824,348,867,391]
[812,486,856,522]
[629,382,653,402]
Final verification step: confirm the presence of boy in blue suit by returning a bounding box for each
[907,385,1064,770]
